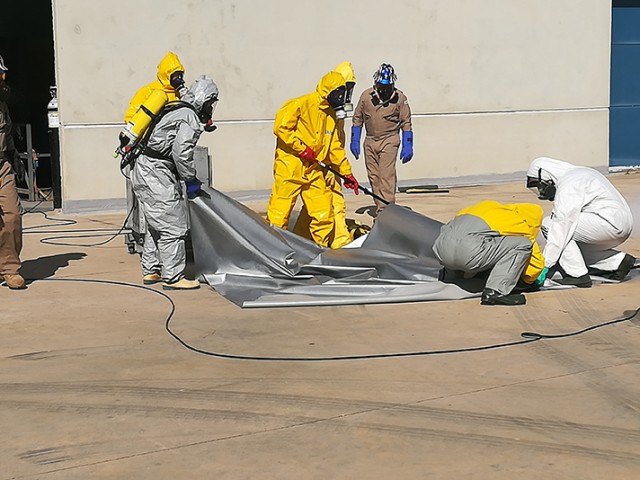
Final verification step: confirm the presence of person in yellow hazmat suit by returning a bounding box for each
[293,62,360,248]
[124,51,186,123]
[267,70,360,248]
[433,201,548,306]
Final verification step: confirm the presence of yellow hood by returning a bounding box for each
[156,52,185,87]
[333,61,356,83]
[315,71,346,107]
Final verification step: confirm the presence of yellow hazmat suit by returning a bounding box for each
[455,200,545,283]
[292,62,357,248]
[124,52,185,123]
[267,71,353,247]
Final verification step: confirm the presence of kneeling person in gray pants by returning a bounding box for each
[433,201,548,306]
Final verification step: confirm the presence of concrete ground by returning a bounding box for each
[2,172,640,479]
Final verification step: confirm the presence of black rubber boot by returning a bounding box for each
[556,273,592,288]
[480,288,526,306]
[607,254,636,281]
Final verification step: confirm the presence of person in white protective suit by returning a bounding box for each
[130,75,219,290]
[526,157,636,287]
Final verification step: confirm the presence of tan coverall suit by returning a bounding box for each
[0,97,22,277]
[352,87,412,214]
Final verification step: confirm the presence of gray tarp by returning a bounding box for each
[189,188,477,307]
[189,188,637,308]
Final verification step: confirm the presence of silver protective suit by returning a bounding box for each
[131,75,218,282]
[527,157,634,277]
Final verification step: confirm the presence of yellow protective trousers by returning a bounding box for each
[293,170,351,248]
[268,158,334,247]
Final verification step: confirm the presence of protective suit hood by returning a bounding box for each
[316,71,346,108]
[182,75,219,113]
[157,52,185,87]
[333,61,356,83]
[527,157,577,185]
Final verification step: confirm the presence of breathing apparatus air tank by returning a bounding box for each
[114,89,168,158]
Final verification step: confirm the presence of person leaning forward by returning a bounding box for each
[433,200,548,306]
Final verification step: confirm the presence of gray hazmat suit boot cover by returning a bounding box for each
[189,187,476,308]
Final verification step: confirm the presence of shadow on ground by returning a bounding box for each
[20,252,87,285]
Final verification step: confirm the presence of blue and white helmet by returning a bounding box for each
[373,63,396,85]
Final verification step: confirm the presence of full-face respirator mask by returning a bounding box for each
[327,85,348,119]
[526,168,556,201]
[200,96,219,132]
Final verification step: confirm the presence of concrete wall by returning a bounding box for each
[52,0,612,210]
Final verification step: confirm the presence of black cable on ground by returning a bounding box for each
[520,307,640,340]
[26,278,639,362]
[23,210,77,230]
[22,209,133,247]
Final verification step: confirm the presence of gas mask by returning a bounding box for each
[327,85,347,119]
[344,81,355,113]
[526,169,556,201]
[170,71,185,90]
[170,71,186,96]
[375,82,394,103]
[200,96,219,132]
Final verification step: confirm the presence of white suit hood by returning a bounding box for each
[527,157,578,185]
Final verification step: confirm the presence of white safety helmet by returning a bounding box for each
[0,54,8,72]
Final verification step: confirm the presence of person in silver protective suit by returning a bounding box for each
[131,75,219,290]
[526,156,636,288]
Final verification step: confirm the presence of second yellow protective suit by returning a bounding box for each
[292,62,357,248]
[267,71,352,247]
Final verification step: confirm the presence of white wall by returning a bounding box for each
[52,0,612,210]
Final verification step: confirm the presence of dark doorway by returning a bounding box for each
[0,0,58,203]
[610,1,640,167]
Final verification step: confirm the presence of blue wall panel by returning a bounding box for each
[610,7,640,166]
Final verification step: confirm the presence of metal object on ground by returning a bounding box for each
[398,185,449,194]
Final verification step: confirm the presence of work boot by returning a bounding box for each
[143,272,162,285]
[602,254,637,281]
[556,273,592,288]
[3,274,26,290]
[480,288,526,306]
[162,278,200,291]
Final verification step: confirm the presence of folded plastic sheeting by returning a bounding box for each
[189,188,477,308]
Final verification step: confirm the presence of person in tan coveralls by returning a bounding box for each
[0,54,25,289]
[350,63,413,216]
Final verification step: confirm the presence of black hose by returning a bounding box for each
[23,278,640,362]
[23,208,132,247]
[317,160,390,205]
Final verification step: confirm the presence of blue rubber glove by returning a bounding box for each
[350,125,362,159]
[185,177,203,199]
[534,267,549,287]
[400,130,413,164]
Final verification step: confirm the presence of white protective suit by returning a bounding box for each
[527,157,634,277]
[131,75,218,283]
